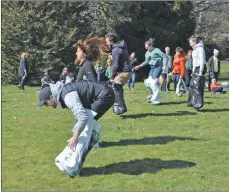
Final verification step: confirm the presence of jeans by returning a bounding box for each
[171,73,180,91]
[149,65,162,79]
[127,72,136,89]
[160,73,167,91]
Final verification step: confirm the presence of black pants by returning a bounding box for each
[81,86,114,170]
[161,73,167,91]
[112,83,127,115]
[91,86,115,120]
[208,72,219,91]
[185,70,192,88]
[212,87,223,93]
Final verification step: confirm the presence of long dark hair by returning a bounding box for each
[75,37,110,65]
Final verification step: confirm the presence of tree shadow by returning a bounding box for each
[199,108,229,113]
[100,136,199,148]
[121,111,197,119]
[80,158,196,176]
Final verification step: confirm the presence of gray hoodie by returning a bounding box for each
[192,41,206,75]
[49,81,88,135]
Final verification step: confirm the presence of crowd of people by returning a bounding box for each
[18,33,227,178]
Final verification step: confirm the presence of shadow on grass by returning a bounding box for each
[80,158,196,176]
[121,111,197,119]
[158,101,186,105]
[199,108,229,113]
[100,136,199,148]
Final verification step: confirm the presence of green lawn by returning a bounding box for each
[220,60,229,76]
[2,82,229,191]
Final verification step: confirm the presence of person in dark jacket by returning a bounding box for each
[18,52,29,91]
[75,41,97,82]
[60,67,69,83]
[208,49,220,91]
[38,81,115,174]
[105,32,131,115]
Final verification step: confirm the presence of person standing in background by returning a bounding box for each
[60,67,69,83]
[127,52,138,91]
[208,49,220,91]
[171,47,186,92]
[18,52,29,91]
[185,50,193,89]
[165,47,173,91]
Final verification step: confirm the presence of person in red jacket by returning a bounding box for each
[169,47,185,91]
[210,78,224,94]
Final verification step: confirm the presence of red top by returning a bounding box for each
[210,82,221,91]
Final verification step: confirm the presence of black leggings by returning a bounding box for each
[91,86,115,120]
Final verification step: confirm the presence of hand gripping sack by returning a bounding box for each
[55,110,101,178]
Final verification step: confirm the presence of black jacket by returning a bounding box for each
[208,56,220,74]
[60,81,109,109]
[112,40,131,79]
[77,59,97,81]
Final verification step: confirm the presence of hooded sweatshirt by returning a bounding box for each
[192,41,206,75]
[111,40,131,78]
[49,81,88,135]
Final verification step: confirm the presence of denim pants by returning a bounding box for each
[127,72,136,88]
[149,65,162,79]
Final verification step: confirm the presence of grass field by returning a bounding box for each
[2,77,229,191]
[220,61,229,76]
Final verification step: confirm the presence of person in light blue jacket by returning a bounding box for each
[133,38,168,104]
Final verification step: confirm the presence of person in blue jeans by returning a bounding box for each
[127,52,138,90]
[133,38,168,104]
[18,52,29,91]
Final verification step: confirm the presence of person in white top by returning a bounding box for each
[189,36,206,76]
[187,36,207,110]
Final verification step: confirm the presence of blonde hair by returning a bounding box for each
[20,52,28,59]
